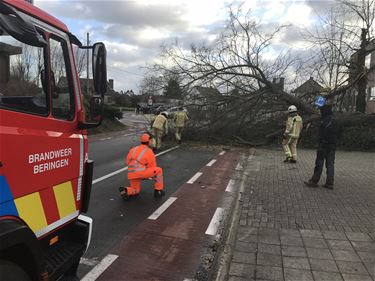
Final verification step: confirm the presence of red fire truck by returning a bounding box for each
[0,1,107,280]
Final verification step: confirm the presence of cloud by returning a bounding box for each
[32,0,338,92]
[37,1,186,28]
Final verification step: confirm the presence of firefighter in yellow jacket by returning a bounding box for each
[282,105,303,163]
[174,107,189,144]
[152,112,168,150]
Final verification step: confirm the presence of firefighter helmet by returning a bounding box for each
[161,111,169,118]
[288,105,297,113]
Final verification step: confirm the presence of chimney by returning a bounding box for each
[272,77,284,92]
[109,79,114,90]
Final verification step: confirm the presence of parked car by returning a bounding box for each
[153,105,167,115]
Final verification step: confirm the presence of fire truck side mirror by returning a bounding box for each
[78,95,104,129]
[90,96,103,121]
[92,43,107,97]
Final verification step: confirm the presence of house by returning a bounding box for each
[184,86,221,108]
[58,77,118,104]
[0,42,22,89]
[291,77,324,105]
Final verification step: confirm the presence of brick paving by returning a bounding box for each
[225,148,375,281]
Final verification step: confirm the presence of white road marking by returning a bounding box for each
[205,208,225,235]
[80,254,118,281]
[219,151,225,155]
[206,159,217,166]
[99,137,112,141]
[123,133,134,137]
[92,167,128,185]
[92,146,179,185]
[225,179,235,192]
[187,172,203,184]
[80,257,98,267]
[235,162,243,170]
[148,197,177,220]
[155,145,179,157]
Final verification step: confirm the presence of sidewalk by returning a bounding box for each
[215,148,375,281]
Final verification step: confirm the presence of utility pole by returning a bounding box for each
[86,32,89,95]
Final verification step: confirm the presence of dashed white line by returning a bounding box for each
[148,197,177,220]
[99,137,112,141]
[80,254,118,281]
[225,179,235,192]
[92,146,179,185]
[205,207,225,235]
[187,172,203,184]
[219,151,225,155]
[206,159,217,166]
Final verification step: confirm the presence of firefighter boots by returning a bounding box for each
[119,186,130,200]
[284,157,292,163]
[154,189,166,198]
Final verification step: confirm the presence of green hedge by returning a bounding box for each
[103,105,123,120]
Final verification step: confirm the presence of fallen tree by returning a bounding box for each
[149,3,375,150]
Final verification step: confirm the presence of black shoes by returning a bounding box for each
[119,186,129,200]
[323,183,334,189]
[304,180,318,188]
[154,189,166,198]
[284,158,296,163]
[304,181,334,189]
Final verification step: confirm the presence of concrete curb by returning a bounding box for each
[213,148,256,281]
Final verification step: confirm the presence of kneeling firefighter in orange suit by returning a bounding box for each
[119,133,165,199]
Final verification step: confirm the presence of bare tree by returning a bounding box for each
[303,0,375,112]
[73,44,87,77]
[147,6,316,143]
[138,74,164,96]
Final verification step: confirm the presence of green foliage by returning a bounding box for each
[103,104,123,120]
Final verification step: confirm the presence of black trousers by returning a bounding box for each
[311,145,336,185]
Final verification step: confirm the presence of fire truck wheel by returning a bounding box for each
[0,260,31,281]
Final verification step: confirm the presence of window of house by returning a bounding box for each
[50,36,74,120]
[0,29,48,115]
[370,87,375,101]
[365,54,371,69]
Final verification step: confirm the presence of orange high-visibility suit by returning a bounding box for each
[125,144,164,196]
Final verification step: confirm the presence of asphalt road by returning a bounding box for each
[77,114,222,279]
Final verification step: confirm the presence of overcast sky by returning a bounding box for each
[35,0,335,93]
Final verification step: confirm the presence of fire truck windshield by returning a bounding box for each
[0,3,50,116]
[0,29,48,115]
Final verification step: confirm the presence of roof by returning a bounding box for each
[190,86,221,97]
[4,0,68,32]
[292,77,324,94]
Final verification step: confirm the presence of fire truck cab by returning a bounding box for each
[0,1,106,280]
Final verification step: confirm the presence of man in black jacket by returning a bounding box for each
[304,104,342,189]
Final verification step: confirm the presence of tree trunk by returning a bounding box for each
[356,28,367,113]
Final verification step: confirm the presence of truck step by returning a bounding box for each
[44,241,85,281]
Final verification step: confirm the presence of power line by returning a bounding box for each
[108,65,144,77]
